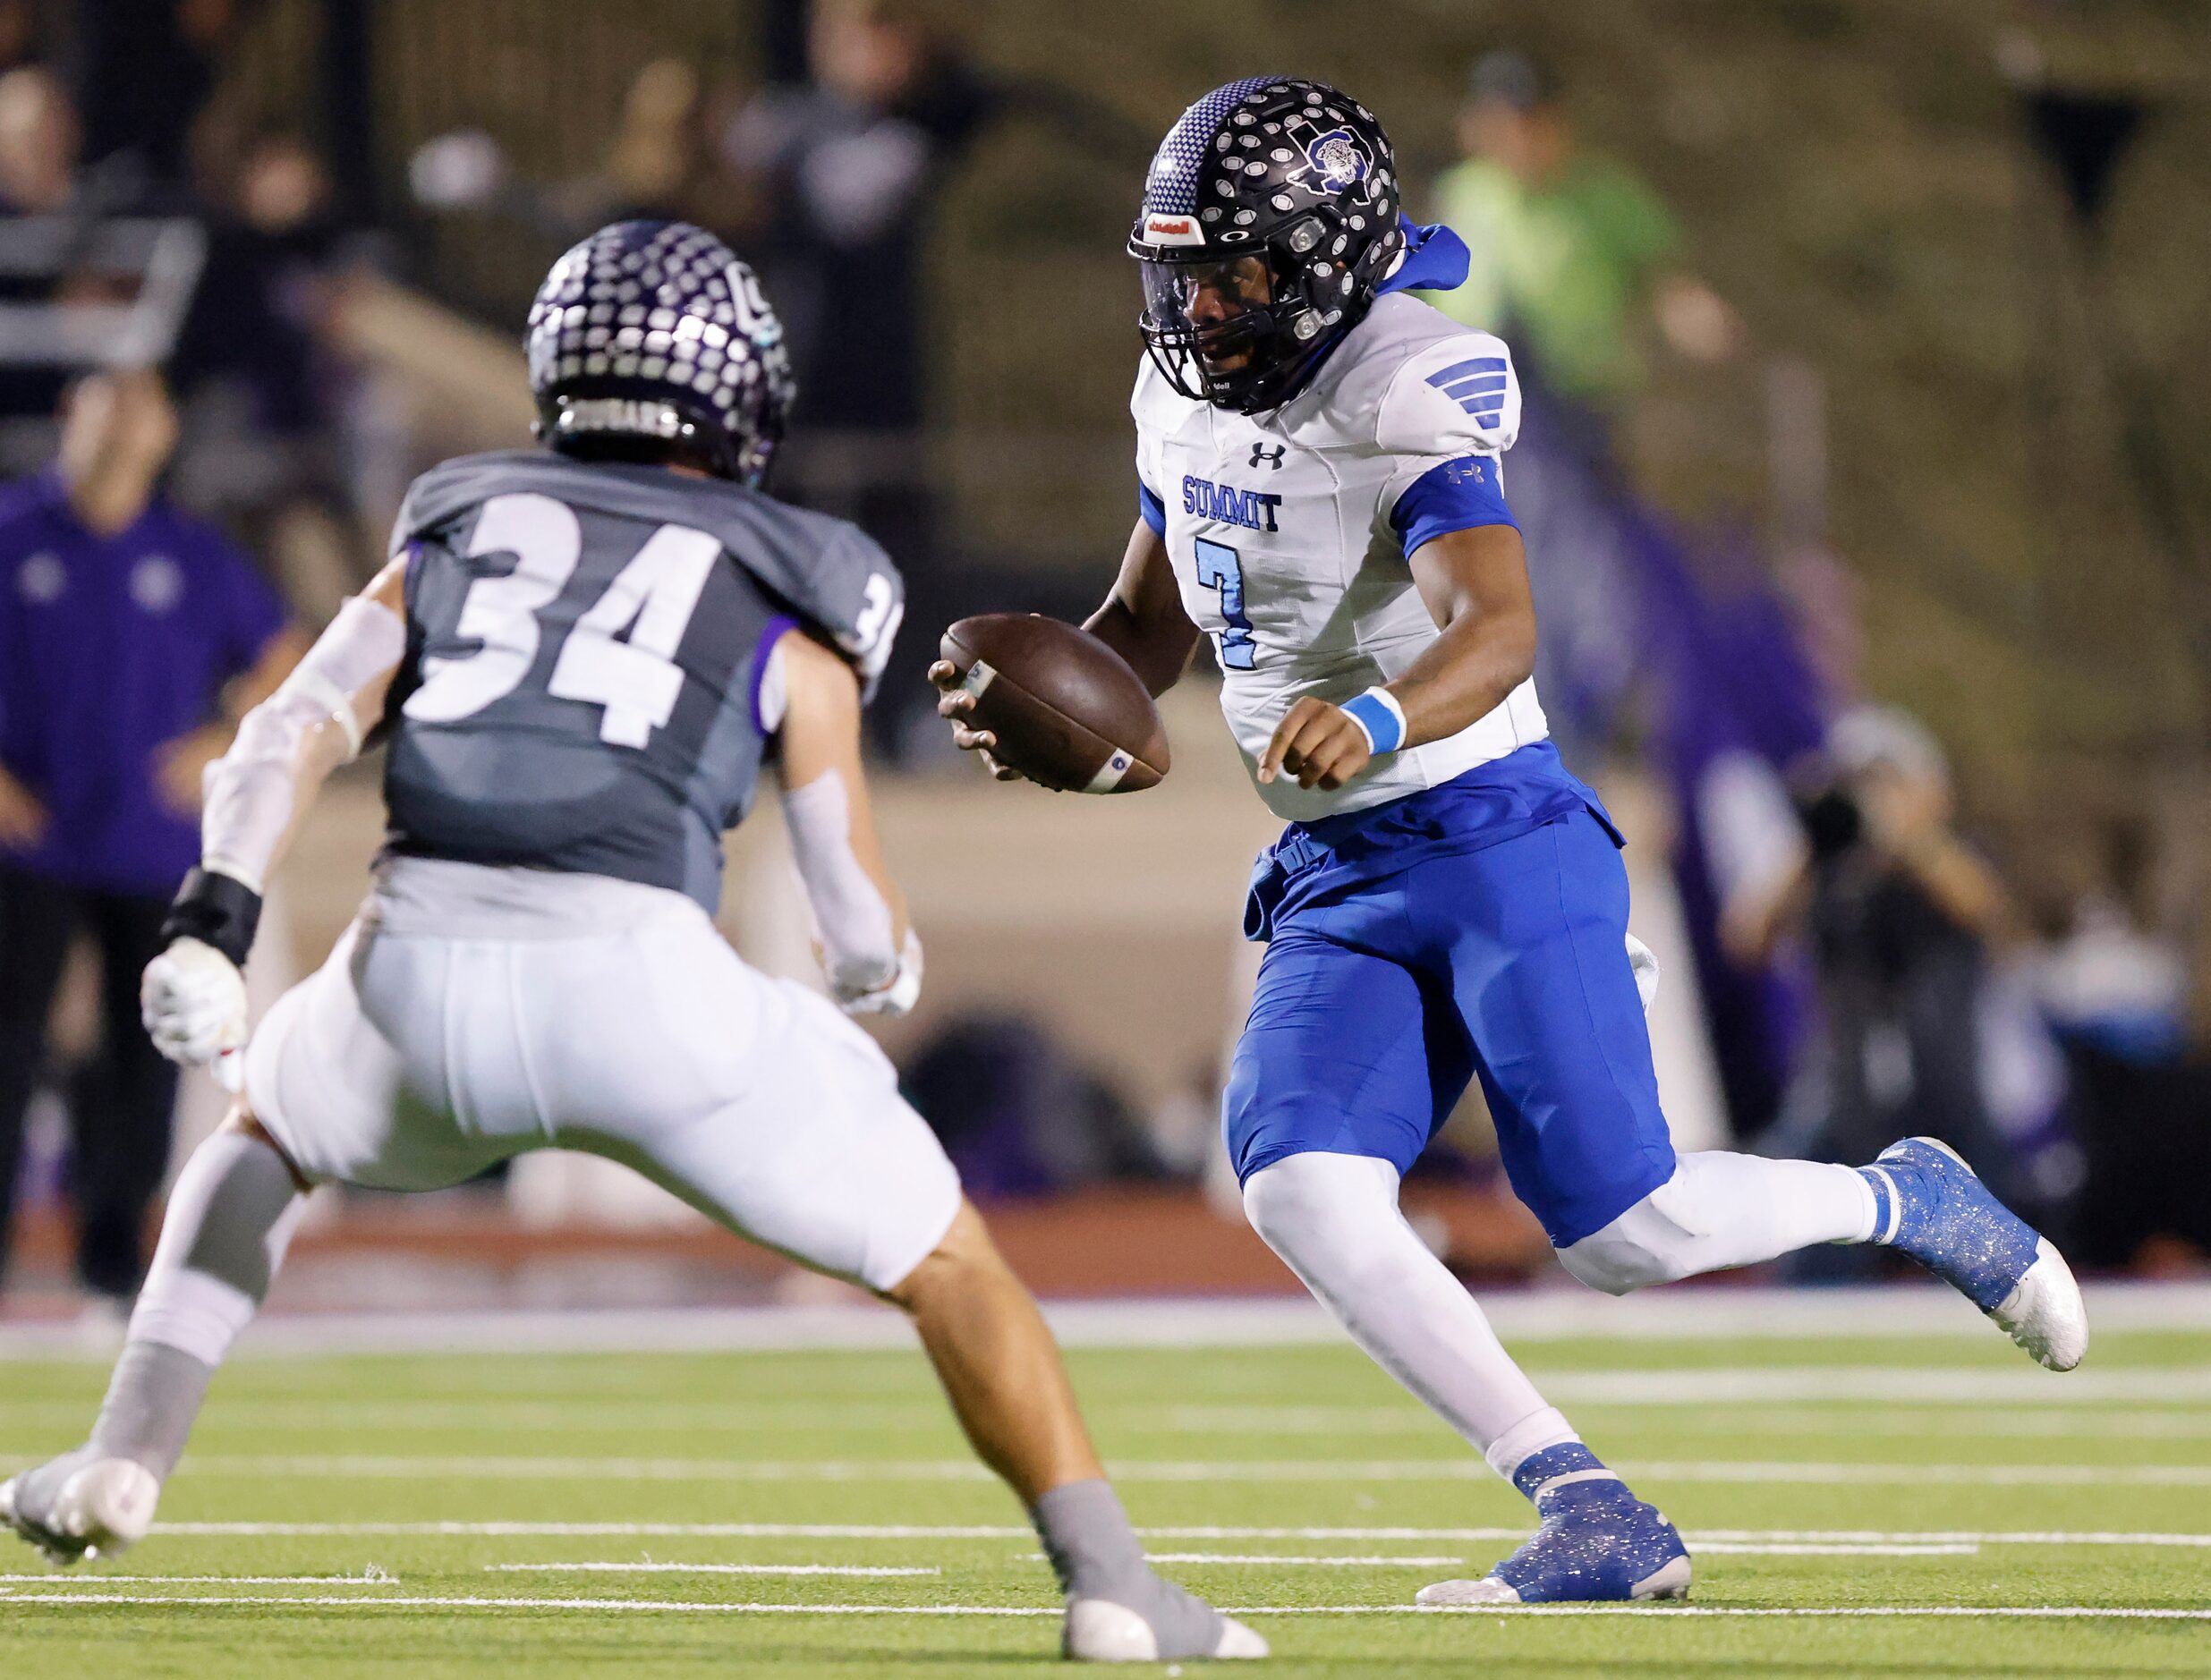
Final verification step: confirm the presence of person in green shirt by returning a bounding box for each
[1425,50,1737,411]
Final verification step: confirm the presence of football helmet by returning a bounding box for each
[1128,78,1403,412]
[526,219,795,488]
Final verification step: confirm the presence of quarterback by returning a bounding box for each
[2,221,1263,1666]
[935,78,2088,1606]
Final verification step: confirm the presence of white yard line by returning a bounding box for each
[4,1283,2210,1359]
[0,1573,396,1584]
[1145,1402,2211,1435]
[141,1521,2211,1547]
[1685,1543,1979,1557]
[11,1396,2211,1436]
[113,1454,2211,1487]
[485,1562,938,1577]
[0,1591,2207,1621]
[1052,1546,1977,1564]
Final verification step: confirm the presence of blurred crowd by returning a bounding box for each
[0,4,2204,1308]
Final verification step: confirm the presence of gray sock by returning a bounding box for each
[89,1341,216,1481]
[8,1341,216,1530]
[1031,1478,1225,1659]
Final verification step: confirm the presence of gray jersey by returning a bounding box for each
[380,450,902,912]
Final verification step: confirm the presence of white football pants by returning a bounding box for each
[245,857,962,1293]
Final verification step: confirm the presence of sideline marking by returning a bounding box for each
[0,1592,2207,1621]
[140,1522,2211,1547]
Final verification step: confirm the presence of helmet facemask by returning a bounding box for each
[1130,80,1404,415]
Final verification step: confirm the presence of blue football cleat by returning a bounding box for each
[1416,1445,1691,1606]
[1862,1136,2088,1370]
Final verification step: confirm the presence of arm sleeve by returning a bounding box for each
[1386,454,1518,557]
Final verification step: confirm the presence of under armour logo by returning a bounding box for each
[1249,442,1287,471]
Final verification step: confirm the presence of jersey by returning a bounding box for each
[1132,291,1547,822]
[379,450,902,912]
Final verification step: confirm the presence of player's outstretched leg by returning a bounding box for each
[1555,1146,2088,1372]
[1,1118,302,1563]
[1241,1151,1691,1606]
[886,1201,1267,1662]
[1859,1137,2087,1370]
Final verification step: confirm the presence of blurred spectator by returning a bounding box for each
[0,367,303,1304]
[409,58,736,245]
[2033,819,2189,1066]
[1725,706,2032,1216]
[175,125,340,443]
[0,63,74,216]
[1424,50,1739,420]
[722,0,999,435]
[722,0,1003,750]
[68,0,243,205]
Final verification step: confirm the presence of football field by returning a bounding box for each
[4,1299,2209,1677]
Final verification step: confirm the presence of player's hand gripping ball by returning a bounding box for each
[931,615,1169,793]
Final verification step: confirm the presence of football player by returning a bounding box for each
[1,220,1263,1666]
[934,79,2088,1606]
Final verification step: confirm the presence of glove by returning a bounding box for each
[141,937,249,1076]
[838,929,923,1019]
[1626,933,1660,1014]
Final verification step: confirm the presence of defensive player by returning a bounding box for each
[933,79,2088,1606]
[1,220,1263,1666]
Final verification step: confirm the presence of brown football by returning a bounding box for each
[940,614,1169,793]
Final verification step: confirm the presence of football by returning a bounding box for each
[940,614,1170,793]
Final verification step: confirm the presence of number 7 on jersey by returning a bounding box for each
[1194,537,1256,671]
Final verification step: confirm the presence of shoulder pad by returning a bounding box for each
[1374,331,1521,456]
[729,502,905,700]
[387,451,537,556]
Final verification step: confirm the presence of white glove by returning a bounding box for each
[838,929,923,1019]
[141,937,249,1077]
[1626,934,1661,1014]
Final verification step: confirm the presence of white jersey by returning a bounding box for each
[1133,291,1548,822]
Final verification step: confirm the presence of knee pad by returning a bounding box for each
[1557,1176,1705,1296]
[1241,1151,1399,1253]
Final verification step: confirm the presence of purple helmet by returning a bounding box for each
[526,220,795,488]
[1128,79,1403,412]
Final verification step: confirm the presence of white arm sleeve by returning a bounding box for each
[782,767,914,1007]
[200,596,406,891]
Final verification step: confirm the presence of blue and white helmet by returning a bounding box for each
[526,220,795,488]
[1129,79,1403,412]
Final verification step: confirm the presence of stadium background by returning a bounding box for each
[2,0,2209,1312]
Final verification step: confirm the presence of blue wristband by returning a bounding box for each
[1339,687,1407,755]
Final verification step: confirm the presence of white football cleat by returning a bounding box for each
[1861,1138,2089,1372]
[1063,1598,1269,1661]
[1,1455,160,1565]
[1994,1237,2090,1373]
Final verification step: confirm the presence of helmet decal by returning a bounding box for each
[1290,120,1369,193]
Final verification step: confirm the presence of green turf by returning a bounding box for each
[4,1328,2209,1676]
